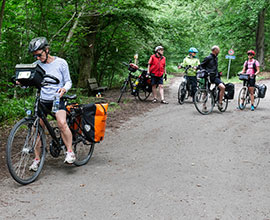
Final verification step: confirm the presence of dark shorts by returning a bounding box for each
[40,100,66,116]
[211,77,223,86]
[247,77,256,87]
[151,74,163,86]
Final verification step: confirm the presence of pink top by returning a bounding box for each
[244,59,259,76]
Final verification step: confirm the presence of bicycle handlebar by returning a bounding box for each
[41,74,60,86]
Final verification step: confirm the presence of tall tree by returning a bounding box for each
[256,8,266,69]
[0,0,6,41]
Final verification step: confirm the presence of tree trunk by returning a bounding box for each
[77,14,99,88]
[256,8,265,69]
[0,0,6,41]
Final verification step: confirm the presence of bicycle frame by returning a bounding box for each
[31,89,60,146]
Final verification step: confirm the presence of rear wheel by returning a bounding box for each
[194,89,214,115]
[238,87,248,110]
[254,87,260,108]
[178,82,186,105]
[73,138,95,166]
[6,118,46,185]
[218,97,229,112]
[137,86,151,101]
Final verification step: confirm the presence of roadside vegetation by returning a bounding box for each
[0,0,269,123]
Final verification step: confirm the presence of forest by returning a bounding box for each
[0,0,269,122]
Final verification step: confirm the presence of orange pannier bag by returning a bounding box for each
[81,103,108,143]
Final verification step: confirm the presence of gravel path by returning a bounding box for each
[1,77,270,220]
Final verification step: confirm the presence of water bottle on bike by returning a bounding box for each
[52,89,60,113]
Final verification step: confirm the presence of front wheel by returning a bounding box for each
[238,87,248,110]
[194,89,214,115]
[117,80,128,103]
[6,118,46,185]
[178,82,186,105]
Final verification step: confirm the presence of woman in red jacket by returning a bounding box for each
[147,46,168,104]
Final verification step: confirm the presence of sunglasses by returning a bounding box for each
[247,53,254,56]
[33,51,44,58]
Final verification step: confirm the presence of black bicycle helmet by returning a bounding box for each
[28,37,48,53]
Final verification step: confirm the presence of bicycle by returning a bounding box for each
[117,62,151,103]
[237,74,260,110]
[6,66,96,185]
[178,65,197,104]
[194,70,229,115]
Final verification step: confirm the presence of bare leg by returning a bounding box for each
[56,110,73,152]
[152,85,158,100]
[33,119,45,160]
[249,87,254,105]
[218,83,225,104]
[159,84,164,101]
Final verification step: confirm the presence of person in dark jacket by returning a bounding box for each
[200,45,225,109]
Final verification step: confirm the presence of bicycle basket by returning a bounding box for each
[128,63,138,72]
[15,64,45,88]
[81,103,108,143]
[239,74,249,81]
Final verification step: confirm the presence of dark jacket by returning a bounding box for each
[200,53,219,77]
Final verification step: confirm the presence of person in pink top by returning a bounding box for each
[240,50,260,111]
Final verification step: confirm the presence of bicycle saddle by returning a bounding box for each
[62,94,77,100]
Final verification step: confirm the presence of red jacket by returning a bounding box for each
[148,54,166,77]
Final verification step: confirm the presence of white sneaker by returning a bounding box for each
[29,159,40,172]
[64,151,76,164]
[218,102,223,110]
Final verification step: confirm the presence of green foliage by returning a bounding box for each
[0,0,269,123]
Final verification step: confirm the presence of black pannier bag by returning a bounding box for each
[139,70,152,92]
[15,64,45,88]
[81,103,108,143]
[225,83,235,99]
[258,84,267,98]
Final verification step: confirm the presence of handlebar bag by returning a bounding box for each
[225,83,235,100]
[15,64,45,88]
[258,84,267,98]
[128,63,138,72]
[81,103,108,143]
[239,74,249,81]
[196,70,207,79]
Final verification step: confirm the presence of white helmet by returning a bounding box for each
[155,46,164,52]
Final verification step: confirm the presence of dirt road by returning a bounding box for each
[1,77,270,220]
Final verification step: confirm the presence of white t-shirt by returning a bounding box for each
[35,57,72,101]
